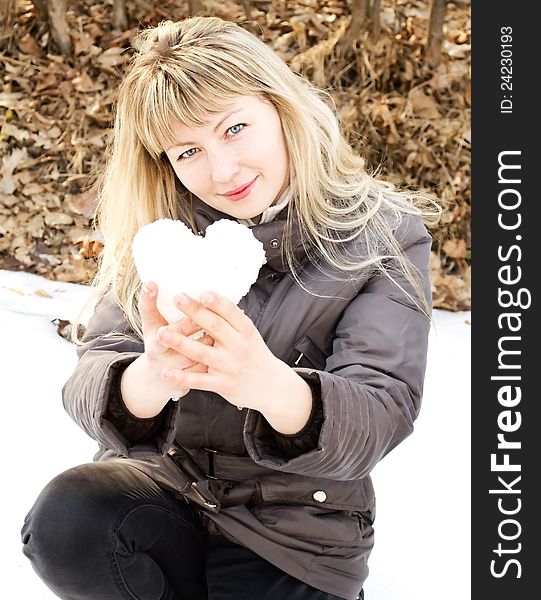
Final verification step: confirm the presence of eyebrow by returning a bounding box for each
[167,108,244,151]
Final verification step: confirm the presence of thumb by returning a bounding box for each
[138,281,167,339]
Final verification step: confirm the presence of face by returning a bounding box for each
[164,95,290,221]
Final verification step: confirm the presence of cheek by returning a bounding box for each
[172,163,207,194]
[268,128,288,167]
[249,130,287,167]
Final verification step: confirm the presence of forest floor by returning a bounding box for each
[0,0,471,311]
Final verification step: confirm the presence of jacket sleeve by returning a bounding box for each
[104,366,173,445]
[61,293,181,458]
[272,380,324,458]
[243,214,433,480]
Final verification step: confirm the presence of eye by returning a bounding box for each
[226,123,246,137]
[177,147,198,161]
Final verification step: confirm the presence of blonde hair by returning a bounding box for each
[75,16,441,343]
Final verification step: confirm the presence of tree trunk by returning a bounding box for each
[426,0,447,67]
[354,0,371,20]
[369,0,382,38]
[112,0,128,30]
[47,0,72,55]
[32,0,49,22]
[0,0,17,42]
[242,1,252,20]
[188,0,205,15]
[345,0,371,48]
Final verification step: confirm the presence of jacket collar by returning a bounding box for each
[191,196,307,273]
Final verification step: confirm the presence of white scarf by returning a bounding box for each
[237,182,293,227]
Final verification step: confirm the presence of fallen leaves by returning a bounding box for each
[408,87,441,119]
[96,46,129,74]
[430,251,470,311]
[0,147,27,194]
[72,233,104,260]
[442,237,467,260]
[0,0,470,309]
[51,317,86,341]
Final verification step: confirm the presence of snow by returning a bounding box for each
[1,269,470,599]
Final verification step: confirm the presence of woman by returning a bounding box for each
[21,16,440,600]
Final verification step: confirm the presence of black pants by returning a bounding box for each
[21,461,354,600]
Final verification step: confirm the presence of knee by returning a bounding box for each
[21,464,116,571]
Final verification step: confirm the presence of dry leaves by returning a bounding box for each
[430,251,470,311]
[0,0,470,309]
[51,317,86,341]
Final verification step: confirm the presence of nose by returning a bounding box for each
[208,149,241,184]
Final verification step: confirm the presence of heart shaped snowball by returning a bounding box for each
[132,218,267,323]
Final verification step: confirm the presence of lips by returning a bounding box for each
[222,177,257,198]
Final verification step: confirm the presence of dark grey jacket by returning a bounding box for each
[62,197,433,600]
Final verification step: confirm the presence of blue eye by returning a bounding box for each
[178,147,197,161]
[226,123,246,137]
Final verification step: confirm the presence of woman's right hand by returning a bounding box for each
[119,281,215,418]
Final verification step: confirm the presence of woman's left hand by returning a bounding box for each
[156,290,287,412]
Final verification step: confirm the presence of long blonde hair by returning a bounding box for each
[75,16,441,343]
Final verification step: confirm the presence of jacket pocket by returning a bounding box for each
[256,475,375,547]
[256,503,363,546]
[293,335,327,370]
[258,473,374,513]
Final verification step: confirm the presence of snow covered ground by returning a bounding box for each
[0,268,471,599]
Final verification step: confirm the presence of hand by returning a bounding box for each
[119,282,216,418]
[156,290,286,413]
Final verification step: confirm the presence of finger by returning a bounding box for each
[149,320,213,359]
[184,362,209,373]
[197,291,252,334]
[174,293,229,343]
[161,364,219,394]
[145,332,169,356]
[200,334,215,346]
[157,326,218,367]
[164,320,215,345]
[138,281,167,336]
[167,361,207,380]
[170,362,208,398]
[177,316,204,338]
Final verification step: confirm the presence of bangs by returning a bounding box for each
[131,51,264,157]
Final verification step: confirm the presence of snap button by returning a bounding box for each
[312,490,327,503]
[270,238,280,248]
